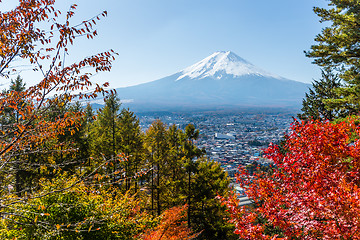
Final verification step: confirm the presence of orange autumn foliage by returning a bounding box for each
[0,0,115,155]
[0,0,116,211]
[140,205,200,240]
[220,120,360,240]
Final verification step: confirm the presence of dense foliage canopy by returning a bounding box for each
[299,69,342,121]
[306,0,360,113]
[221,119,360,239]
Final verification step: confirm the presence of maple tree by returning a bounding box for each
[220,119,360,239]
[139,205,199,240]
[0,0,116,220]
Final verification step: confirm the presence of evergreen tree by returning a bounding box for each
[0,75,26,128]
[142,121,235,238]
[144,120,168,216]
[299,69,343,121]
[191,158,236,240]
[118,108,143,192]
[163,124,187,208]
[81,103,94,168]
[40,100,85,175]
[89,94,122,183]
[84,103,94,131]
[20,99,90,187]
[1,76,27,195]
[1,78,89,195]
[306,0,360,113]
[182,124,203,228]
[90,94,121,158]
[66,102,92,172]
[8,75,26,124]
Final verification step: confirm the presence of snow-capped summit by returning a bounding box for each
[177,51,280,81]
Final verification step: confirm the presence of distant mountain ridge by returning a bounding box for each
[114,51,309,112]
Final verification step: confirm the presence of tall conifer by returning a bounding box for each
[306,0,360,113]
[299,69,343,120]
[90,94,121,183]
[118,108,143,192]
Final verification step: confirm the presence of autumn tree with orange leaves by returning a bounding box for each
[140,205,200,240]
[0,0,117,222]
[220,119,360,239]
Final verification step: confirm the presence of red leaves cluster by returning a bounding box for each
[221,120,360,239]
[0,0,116,157]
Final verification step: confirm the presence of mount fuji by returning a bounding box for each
[115,51,310,111]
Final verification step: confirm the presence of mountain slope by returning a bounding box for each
[177,51,280,80]
[115,51,309,111]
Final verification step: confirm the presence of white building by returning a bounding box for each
[215,133,235,140]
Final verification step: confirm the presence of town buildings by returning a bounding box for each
[138,110,294,180]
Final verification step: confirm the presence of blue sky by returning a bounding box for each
[4,0,329,88]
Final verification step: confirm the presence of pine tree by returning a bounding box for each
[0,75,26,128]
[306,0,360,113]
[299,69,343,121]
[182,124,203,229]
[142,121,235,238]
[84,103,94,130]
[144,120,168,216]
[91,94,121,158]
[80,103,94,169]
[191,158,236,240]
[118,108,143,192]
[66,102,91,172]
[90,94,122,183]
[2,76,27,195]
[164,124,186,208]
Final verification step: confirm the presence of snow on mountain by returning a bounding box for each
[177,51,281,81]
